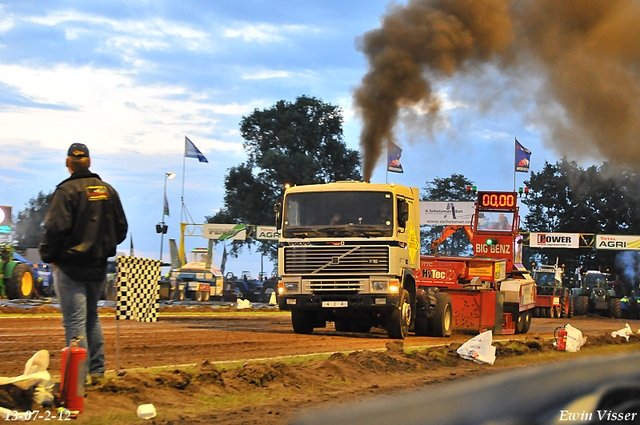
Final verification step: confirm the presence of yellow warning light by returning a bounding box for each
[284,183,291,189]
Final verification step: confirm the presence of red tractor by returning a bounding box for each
[414,191,536,335]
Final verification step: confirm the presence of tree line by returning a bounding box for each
[12,96,640,285]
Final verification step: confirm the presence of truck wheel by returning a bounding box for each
[387,289,411,339]
[575,296,588,316]
[414,309,429,336]
[170,289,184,301]
[6,263,35,299]
[196,291,204,302]
[549,306,556,319]
[291,310,314,334]
[608,298,621,319]
[203,291,210,302]
[428,292,452,337]
[521,310,532,334]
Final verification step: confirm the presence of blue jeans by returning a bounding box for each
[54,269,106,377]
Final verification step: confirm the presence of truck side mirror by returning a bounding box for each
[274,203,282,230]
[398,201,409,227]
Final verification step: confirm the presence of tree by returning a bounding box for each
[14,191,53,248]
[420,174,475,256]
[522,159,640,275]
[208,95,362,262]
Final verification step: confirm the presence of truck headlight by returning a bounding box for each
[284,282,299,292]
[372,281,388,291]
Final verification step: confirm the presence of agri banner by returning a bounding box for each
[254,225,281,241]
[595,234,640,250]
[419,201,475,226]
[202,224,247,240]
[530,233,580,249]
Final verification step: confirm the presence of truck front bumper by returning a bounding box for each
[278,293,402,312]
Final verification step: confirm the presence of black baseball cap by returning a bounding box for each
[68,143,89,158]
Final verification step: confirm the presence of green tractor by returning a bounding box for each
[0,243,36,299]
[572,270,620,318]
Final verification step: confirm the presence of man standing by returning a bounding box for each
[39,143,128,383]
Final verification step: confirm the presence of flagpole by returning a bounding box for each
[181,136,187,223]
[386,142,389,184]
[513,137,517,192]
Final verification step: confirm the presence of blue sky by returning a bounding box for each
[0,0,605,275]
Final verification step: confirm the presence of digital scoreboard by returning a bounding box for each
[476,192,517,211]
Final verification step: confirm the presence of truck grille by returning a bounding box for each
[304,280,362,291]
[284,245,389,275]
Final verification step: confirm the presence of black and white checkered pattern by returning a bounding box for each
[115,256,161,322]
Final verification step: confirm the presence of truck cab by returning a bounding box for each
[276,181,420,339]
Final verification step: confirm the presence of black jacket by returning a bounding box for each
[39,171,128,281]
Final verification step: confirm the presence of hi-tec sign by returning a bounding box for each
[530,233,579,248]
[595,234,640,251]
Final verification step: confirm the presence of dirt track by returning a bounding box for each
[1,306,636,377]
[2,306,639,424]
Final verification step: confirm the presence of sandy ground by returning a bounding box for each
[1,304,639,424]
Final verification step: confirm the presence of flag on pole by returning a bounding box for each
[387,142,404,173]
[220,244,228,276]
[185,136,208,163]
[163,193,170,217]
[515,138,531,173]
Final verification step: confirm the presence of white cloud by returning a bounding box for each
[0,5,14,33]
[242,70,292,80]
[27,11,210,51]
[223,23,310,43]
[0,64,253,156]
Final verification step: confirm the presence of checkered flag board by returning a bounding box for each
[115,256,161,322]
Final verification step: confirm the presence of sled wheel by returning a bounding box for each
[428,292,452,337]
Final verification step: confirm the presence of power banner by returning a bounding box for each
[595,234,640,250]
[202,224,247,240]
[419,201,475,226]
[530,233,580,249]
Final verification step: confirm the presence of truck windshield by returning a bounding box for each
[283,191,394,238]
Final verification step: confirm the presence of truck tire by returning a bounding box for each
[261,284,277,303]
[387,289,411,339]
[608,298,621,319]
[428,292,452,337]
[292,310,315,334]
[414,309,429,336]
[6,263,35,299]
[195,291,205,302]
[521,310,532,334]
[575,296,588,316]
[549,307,556,319]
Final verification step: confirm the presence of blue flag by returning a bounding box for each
[387,142,403,173]
[185,136,208,163]
[515,138,531,173]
